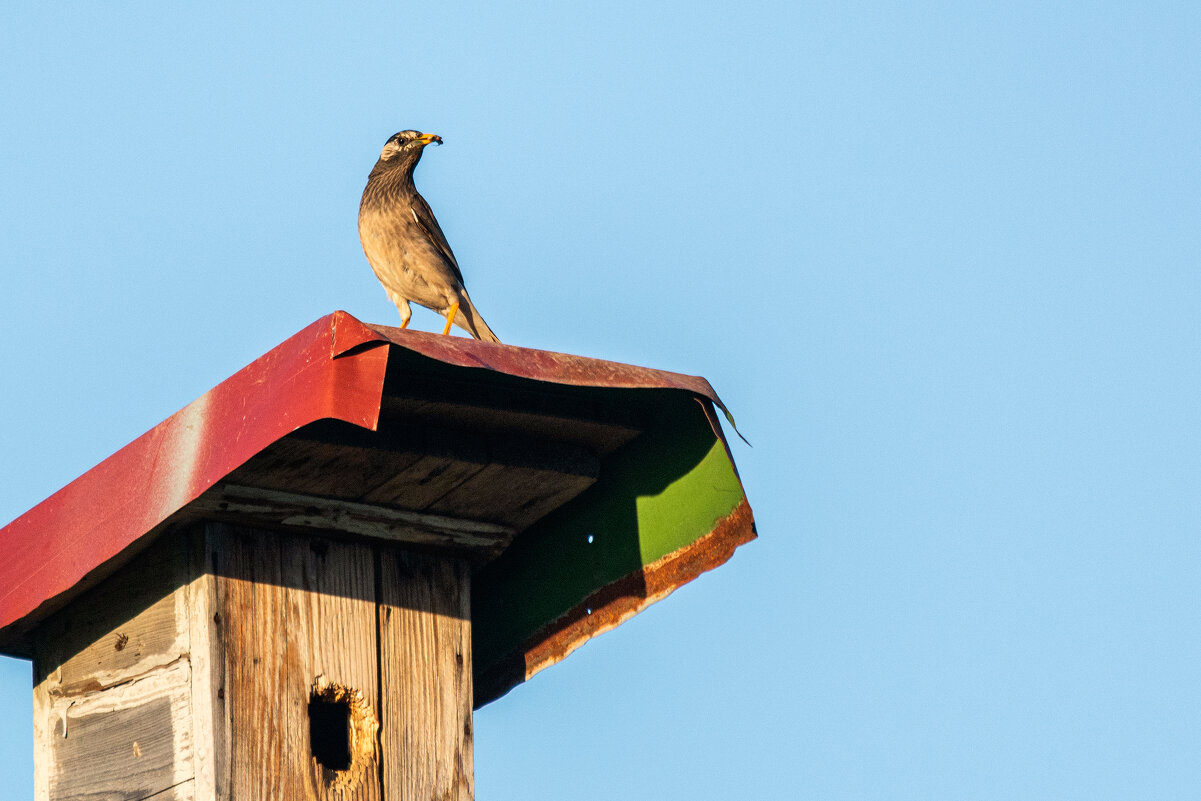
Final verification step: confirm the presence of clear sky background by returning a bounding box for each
[2,2,1199,798]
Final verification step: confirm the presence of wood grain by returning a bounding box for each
[33,521,477,801]
[33,534,195,801]
[281,534,382,801]
[365,432,598,529]
[203,523,392,800]
[35,535,190,697]
[378,550,475,800]
[189,484,515,555]
[186,526,227,801]
[427,447,596,529]
[208,524,287,800]
[43,661,195,801]
[221,415,602,535]
[224,436,424,499]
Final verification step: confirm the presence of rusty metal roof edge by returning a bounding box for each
[361,320,722,400]
[475,496,757,707]
[359,318,748,445]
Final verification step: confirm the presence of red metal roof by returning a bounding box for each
[0,312,745,655]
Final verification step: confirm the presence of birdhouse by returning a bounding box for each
[0,312,755,801]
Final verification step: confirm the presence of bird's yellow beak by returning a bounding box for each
[417,133,443,146]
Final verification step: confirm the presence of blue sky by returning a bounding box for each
[2,2,1199,798]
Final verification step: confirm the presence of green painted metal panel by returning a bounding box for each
[635,436,743,565]
[471,390,746,694]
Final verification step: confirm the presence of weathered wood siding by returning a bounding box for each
[33,534,195,801]
[33,524,474,801]
[379,551,474,800]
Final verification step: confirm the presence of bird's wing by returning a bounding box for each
[410,191,466,288]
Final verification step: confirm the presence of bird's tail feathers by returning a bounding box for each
[453,292,501,344]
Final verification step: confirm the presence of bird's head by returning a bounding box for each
[378,130,443,163]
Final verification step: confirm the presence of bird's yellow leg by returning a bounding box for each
[441,302,459,336]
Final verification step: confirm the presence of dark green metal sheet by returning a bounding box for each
[471,390,753,706]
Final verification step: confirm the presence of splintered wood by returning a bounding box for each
[32,524,474,801]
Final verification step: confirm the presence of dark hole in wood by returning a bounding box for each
[309,695,352,771]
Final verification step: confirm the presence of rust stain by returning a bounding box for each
[642,498,757,599]
[363,321,731,408]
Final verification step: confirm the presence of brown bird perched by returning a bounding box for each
[358,130,500,342]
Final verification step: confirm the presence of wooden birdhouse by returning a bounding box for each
[0,312,755,800]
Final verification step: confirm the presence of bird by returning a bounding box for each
[358,130,500,343]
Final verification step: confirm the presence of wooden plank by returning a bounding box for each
[29,523,475,801]
[378,550,474,800]
[41,660,195,801]
[188,484,515,555]
[213,414,603,535]
[34,535,190,697]
[364,431,599,525]
[363,452,486,509]
[33,677,52,801]
[208,523,288,800]
[202,524,391,799]
[225,436,425,499]
[427,437,597,528]
[280,534,382,801]
[32,533,196,801]
[187,526,228,801]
